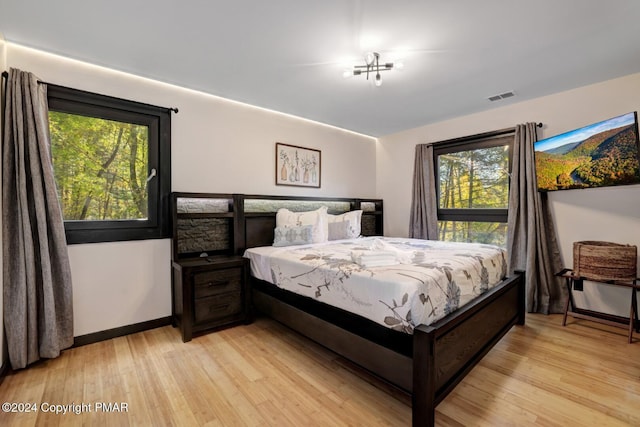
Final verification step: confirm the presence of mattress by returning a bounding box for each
[244,237,507,334]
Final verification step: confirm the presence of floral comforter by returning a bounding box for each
[252,237,507,334]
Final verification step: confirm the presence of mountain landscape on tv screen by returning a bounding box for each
[535,124,640,191]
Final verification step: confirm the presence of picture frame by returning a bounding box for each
[275,142,321,188]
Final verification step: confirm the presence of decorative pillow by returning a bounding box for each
[273,225,315,247]
[328,221,352,241]
[327,210,362,240]
[275,206,328,243]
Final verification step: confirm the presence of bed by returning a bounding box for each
[239,195,525,426]
[247,236,511,335]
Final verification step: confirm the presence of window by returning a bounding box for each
[434,132,513,246]
[47,85,171,244]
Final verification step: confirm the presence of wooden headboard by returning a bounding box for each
[170,192,383,259]
[241,195,383,251]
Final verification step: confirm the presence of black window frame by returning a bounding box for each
[47,85,171,244]
[433,128,514,239]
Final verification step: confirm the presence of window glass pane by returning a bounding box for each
[438,221,507,247]
[49,111,149,221]
[438,145,509,209]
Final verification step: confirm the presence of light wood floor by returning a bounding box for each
[1,313,639,426]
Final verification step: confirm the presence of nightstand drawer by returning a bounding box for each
[194,292,242,324]
[193,267,242,298]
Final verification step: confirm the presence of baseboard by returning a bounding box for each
[73,316,172,348]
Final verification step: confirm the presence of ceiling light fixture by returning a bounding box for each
[343,52,402,87]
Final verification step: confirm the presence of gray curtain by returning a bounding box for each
[2,68,74,369]
[506,123,565,314]
[409,143,438,239]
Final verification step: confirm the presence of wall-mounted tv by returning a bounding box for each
[534,111,640,192]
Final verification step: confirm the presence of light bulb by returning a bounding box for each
[343,70,354,78]
[394,61,404,70]
[375,73,382,87]
[365,52,376,66]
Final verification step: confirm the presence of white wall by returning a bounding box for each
[6,43,377,336]
[378,72,640,316]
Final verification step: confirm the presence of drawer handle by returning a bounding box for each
[206,280,229,287]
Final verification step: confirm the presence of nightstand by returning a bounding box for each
[172,255,251,342]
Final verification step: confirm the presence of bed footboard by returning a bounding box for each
[412,270,525,426]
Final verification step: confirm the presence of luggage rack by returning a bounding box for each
[556,268,640,343]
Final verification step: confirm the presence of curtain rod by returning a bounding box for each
[418,122,544,146]
[2,70,179,113]
[423,122,543,147]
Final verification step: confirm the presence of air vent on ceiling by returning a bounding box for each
[487,91,515,102]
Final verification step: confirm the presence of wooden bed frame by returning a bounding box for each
[235,194,526,426]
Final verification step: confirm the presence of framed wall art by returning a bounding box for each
[275,142,321,188]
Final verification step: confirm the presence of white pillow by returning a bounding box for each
[275,206,328,243]
[327,210,362,240]
[273,225,315,247]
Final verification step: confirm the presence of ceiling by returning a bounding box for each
[2,1,640,137]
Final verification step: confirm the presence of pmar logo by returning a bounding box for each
[95,402,129,412]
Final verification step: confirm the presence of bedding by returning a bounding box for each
[244,236,507,334]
